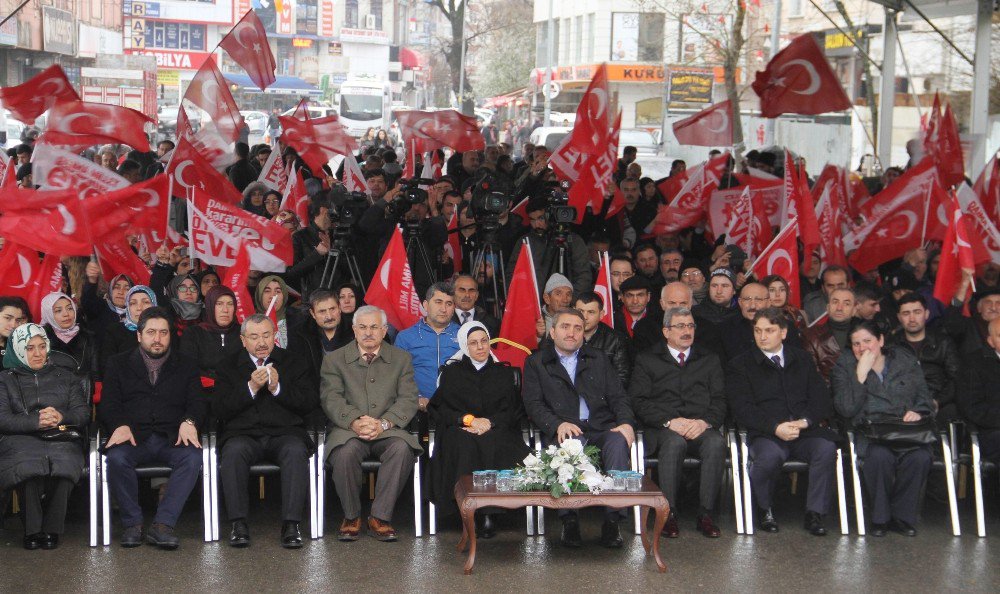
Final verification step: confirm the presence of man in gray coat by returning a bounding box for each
[320,305,421,543]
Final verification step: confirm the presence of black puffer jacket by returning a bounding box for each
[889,326,960,409]
[0,353,89,490]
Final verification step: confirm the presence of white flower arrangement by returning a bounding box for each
[513,438,614,497]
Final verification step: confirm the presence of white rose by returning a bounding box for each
[558,463,576,483]
[550,456,564,470]
[522,453,539,467]
[561,439,584,456]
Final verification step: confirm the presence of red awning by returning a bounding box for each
[400,47,422,70]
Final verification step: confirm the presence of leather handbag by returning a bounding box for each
[38,425,83,442]
[861,417,937,447]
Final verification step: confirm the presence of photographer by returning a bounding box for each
[286,195,333,298]
[505,196,592,297]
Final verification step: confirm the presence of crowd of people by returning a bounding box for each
[1,119,999,558]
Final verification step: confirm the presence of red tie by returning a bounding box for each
[678,352,686,367]
[363,353,375,365]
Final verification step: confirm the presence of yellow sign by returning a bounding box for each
[157,69,179,87]
[825,30,862,52]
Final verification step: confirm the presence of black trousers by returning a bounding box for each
[862,444,932,525]
[546,426,630,521]
[749,436,837,514]
[219,434,311,523]
[21,477,74,535]
[654,428,726,513]
[980,429,1000,464]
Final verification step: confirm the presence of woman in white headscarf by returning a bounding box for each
[0,324,89,550]
[428,321,529,538]
[40,292,98,378]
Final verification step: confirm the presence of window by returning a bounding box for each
[145,22,207,51]
[588,13,595,61]
[611,13,665,62]
[575,15,583,63]
[296,0,318,35]
[345,0,359,28]
[635,98,663,126]
[562,18,571,63]
[788,0,803,17]
[370,0,383,29]
[535,20,559,68]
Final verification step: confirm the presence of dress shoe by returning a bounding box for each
[560,516,582,548]
[146,523,180,550]
[22,532,44,550]
[229,520,250,547]
[120,525,143,548]
[870,523,888,537]
[662,512,679,538]
[888,518,917,537]
[696,514,721,538]
[41,533,59,550]
[477,514,497,540]
[281,521,303,549]
[367,517,398,542]
[600,519,623,548]
[759,508,779,533]
[804,511,827,536]
[338,517,361,542]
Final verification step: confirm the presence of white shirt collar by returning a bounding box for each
[667,344,691,364]
[761,346,785,365]
[457,307,475,318]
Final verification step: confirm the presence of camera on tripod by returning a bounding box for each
[389,177,434,218]
[547,180,577,225]
[330,190,369,243]
[470,172,508,234]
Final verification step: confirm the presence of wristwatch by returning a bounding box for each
[663,420,672,429]
[183,418,196,428]
[380,419,391,432]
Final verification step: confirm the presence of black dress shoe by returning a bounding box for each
[804,511,827,536]
[663,512,679,538]
[281,521,303,549]
[696,514,721,538]
[41,533,59,550]
[229,520,250,548]
[759,508,779,533]
[22,532,44,550]
[120,525,143,548]
[560,516,582,548]
[477,514,497,540]
[870,523,888,537]
[889,518,917,537]
[146,523,179,550]
[600,519,623,548]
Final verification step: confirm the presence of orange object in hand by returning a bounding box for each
[463,414,475,427]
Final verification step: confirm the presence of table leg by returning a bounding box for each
[459,501,477,574]
[639,505,651,553]
[651,502,668,573]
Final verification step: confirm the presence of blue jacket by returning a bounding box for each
[394,319,461,398]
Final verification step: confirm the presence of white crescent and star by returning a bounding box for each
[379,259,392,288]
[54,112,100,135]
[174,160,194,188]
[11,254,32,289]
[892,210,918,240]
[411,118,436,140]
[779,59,821,95]
[589,88,608,120]
[703,109,729,134]
[767,248,793,276]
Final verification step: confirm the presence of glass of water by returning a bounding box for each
[626,472,643,492]
[472,471,489,489]
[612,471,627,492]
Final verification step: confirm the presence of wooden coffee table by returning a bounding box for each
[453,474,670,574]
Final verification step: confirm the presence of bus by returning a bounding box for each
[337,77,392,137]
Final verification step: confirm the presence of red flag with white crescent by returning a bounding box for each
[220,241,256,323]
[94,234,152,286]
[933,194,981,308]
[494,239,541,370]
[594,251,614,329]
[0,64,79,125]
[220,9,277,91]
[446,213,463,274]
[752,218,801,307]
[672,100,734,147]
[751,34,852,118]
[364,226,424,329]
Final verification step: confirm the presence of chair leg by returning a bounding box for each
[88,442,98,547]
[202,439,212,543]
[971,435,986,537]
[210,433,220,541]
[317,434,326,539]
[534,433,545,535]
[740,437,754,535]
[940,438,961,536]
[836,449,849,535]
[630,441,641,535]
[412,454,423,538]
[848,438,866,536]
[428,430,436,536]
[308,453,318,539]
[728,433,744,534]
[101,453,111,546]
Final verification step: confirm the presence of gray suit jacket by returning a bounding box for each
[320,341,422,460]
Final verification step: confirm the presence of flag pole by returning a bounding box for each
[919,181,932,246]
[189,187,198,270]
[164,175,174,248]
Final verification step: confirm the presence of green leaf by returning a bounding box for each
[550,483,563,498]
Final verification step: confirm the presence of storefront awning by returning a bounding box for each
[400,47,422,70]
[223,73,323,96]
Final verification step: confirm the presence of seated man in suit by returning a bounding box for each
[726,307,837,536]
[721,282,802,362]
[522,309,635,549]
[451,274,499,337]
[288,289,353,387]
[321,305,421,542]
[958,318,1000,464]
[214,314,317,549]
[630,307,726,538]
[98,307,206,549]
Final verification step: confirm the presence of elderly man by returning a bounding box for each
[451,274,499,337]
[630,307,727,538]
[650,282,723,357]
[726,308,838,536]
[535,273,575,339]
[802,266,850,323]
[321,305,421,542]
[959,318,1000,464]
[943,274,1000,356]
[802,288,856,382]
[394,282,460,411]
[213,314,316,549]
[720,282,802,362]
[99,308,205,549]
[522,309,635,549]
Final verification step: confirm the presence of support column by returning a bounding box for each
[877,8,898,170]
[969,0,992,178]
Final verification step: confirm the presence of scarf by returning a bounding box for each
[105,273,133,320]
[200,285,239,333]
[448,320,498,368]
[255,275,289,322]
[2,323,49,370]
[139,347,170,384]
[167,274,204,321]
[123,285,158,332]
[40,291,80,343]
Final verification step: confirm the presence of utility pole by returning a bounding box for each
[764,0,782,146]
[543,0,554,126]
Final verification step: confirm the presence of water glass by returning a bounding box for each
[612,472,627,492]
[626,472,643,492]
[472,471,489,489]
[496,474,512,492]
[481,470,497,489]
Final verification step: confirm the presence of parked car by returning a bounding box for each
[618,128,658,157]
[528,126,573,152]
[156,104,202,134]
[280,105,338,119]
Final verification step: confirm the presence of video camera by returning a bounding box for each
[547,180,576,224]
[469,172,508,235]
[330,190,370,243]
[389,177,434,218]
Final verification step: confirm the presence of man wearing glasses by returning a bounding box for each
[721,282,802,362]
[629,307,727,538]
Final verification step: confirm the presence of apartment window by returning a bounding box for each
[611,13,665,62]
[588,13,595,61]
[574,15,583,63]
[536,20,560,68]
[370,0,383,29]
[345,0,359,28]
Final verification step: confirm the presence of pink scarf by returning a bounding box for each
[40,292,80,344]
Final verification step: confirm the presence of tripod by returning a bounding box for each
[403,222,438,288]
[318,239,366,294]
[470,234,507,319]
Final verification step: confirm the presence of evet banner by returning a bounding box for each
[187,190,293,272]
[32,145,129,198]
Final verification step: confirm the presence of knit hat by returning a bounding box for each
[543,273,573,295]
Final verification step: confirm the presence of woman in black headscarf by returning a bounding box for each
[165,274,204,336]
[179,285,243,384]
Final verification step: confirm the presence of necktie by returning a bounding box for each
[771,355,782,368]
[461,311,471,324]
[363,352,375,365]
[677,352,686,367]
[256,358,265,367]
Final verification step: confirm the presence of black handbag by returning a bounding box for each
[861,417,937,447]
[38,425,83,442]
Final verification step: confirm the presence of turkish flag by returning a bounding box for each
[0,64,79,125]
[445,213,463,274]
[594,251,614,329]
[955,183,1000,266]
[567,63,612,156]
[782,151,821,252]
[494,239,541,370]
[752,34,852,118]
[279,110,358,174]
[934,194,980,307]
[27,254,64,323]
[752,218,801,307]
[0,241,41,295]
[394,109,486,154]
[94,234,152,286]
[220,9,276,91]
[280,166,310,226]
[220,241,256,323]
[421,150,443,181]
[921,94,942,161]
[343,153,370,195]
[972,152,999,225]
[932,103,966,188]
[166,137,243,204]
[140,225,184,255]
[185,59,244,143]
[257,148,288,192]
[31,144,129,198]
[0,189,92,255]
[364,226,423,330]
[188,188,294,272]
[672,100,734,147]
[605,184,627,220]
[510,197,530,221]
[650,152,731,234]
[725,185,773,259]
[567,112,621,222]
[845,159,948,272]
[0,157,15,189]
[812,171,848,268]
[85,176,172,240]
[44,100,152,152]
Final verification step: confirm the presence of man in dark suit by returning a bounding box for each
[213,314,318,549]
[613,275,659,352]
[451,274,499,336]
[721,282,802,362]
[630,307,726,538]
[958,318,1000,464]
[726,307,837,536]
[287,289,354,388]
[522,309,635,549]
[99,308,206,549]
